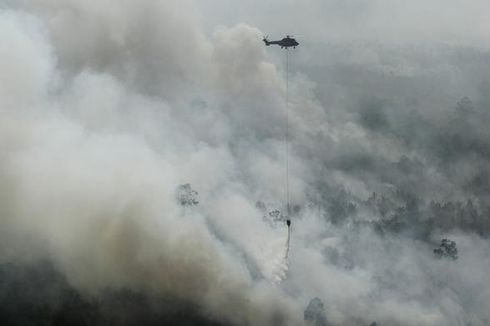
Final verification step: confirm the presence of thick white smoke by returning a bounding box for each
[2,1,490,325]
[0,2,304,325]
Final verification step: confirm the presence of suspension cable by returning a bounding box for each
[286,49,290,217]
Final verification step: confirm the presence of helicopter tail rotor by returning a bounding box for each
[263,35,270,46]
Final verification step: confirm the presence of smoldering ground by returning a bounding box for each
[1,1,490,325]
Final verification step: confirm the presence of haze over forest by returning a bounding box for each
[1,1,490,325]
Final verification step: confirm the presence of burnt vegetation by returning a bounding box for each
[0,262,226,326]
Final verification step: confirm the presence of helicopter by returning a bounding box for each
[263,35,299,49]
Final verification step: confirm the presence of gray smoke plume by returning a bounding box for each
[2,1,490,325]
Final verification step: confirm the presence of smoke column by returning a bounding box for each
[2,1,490,325]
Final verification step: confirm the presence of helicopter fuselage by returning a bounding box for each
[263,36,299,49]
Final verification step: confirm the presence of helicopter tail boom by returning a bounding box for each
[262,37,271,46]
